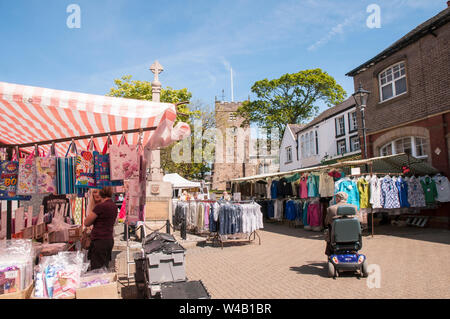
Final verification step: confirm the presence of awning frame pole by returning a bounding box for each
[2,125,158,149]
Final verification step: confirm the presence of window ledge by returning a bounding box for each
[378,91,409,106]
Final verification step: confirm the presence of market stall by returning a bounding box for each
[163,173,202,198]
[0,81,190,298]
[229,153,447,237]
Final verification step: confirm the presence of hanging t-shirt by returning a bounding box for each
[432,174,450,202]
[307,174,319,197]
[420,176,438,205]
[299,176,308,199]
[406,176,426,208]
[395,177,410,208]
[42,194,70,224]
[380,176,400,209]
[357,178,370,209]
[270,180,279,199]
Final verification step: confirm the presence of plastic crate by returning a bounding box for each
[160,280,210,299]
[146,248,186,285]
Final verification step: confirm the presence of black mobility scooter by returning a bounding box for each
[328,205,369,279]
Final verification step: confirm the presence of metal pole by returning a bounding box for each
[6,147,13,240]
[361,107,368,159]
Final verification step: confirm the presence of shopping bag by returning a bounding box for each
[0,160,19,199]
[75,151,96,188]
[56,142,77,195]
[36,156,57,194]
[17,152,37,195]
[94,139,123,187]
[109,136,139,181]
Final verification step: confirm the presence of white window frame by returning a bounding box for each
[300,135,305,158]
[286,146,292,163]
[309,131,315,156]
[349,135,360,152]
[380,136,428,159]
[349,111,358,132]
[336,116,345,136]
[337,139,347,155]
[305,133,310,157]
[379,61,407,102]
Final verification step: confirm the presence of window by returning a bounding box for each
[349,135,360,152]
[305,133,310,157]
[229,113,237,121]
[286,146,292,163]
[348,111,358,132]
[315,131,319,155]
[335,116,345,136]
[379,62,407,102]
[309,132,315,156]
[300,135,305,158]
[337,139,347,155]
[380,136,428,158]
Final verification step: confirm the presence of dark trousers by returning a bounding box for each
[88,239,114,270]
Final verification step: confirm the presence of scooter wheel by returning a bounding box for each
[327,261,335,278]
[362,260,369,277]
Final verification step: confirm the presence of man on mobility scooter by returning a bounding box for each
[325,192,369,279]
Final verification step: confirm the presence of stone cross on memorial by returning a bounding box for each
[149,60,164,181]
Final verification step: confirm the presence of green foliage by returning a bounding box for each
[107,75,211,180]
[236,69,346,134]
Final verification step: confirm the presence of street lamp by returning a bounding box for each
[352,82,371,159]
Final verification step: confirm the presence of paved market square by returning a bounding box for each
[113,223,450,299]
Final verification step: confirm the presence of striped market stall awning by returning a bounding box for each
[0,81,190,155]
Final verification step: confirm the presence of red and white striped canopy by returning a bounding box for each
[0,81,190,155]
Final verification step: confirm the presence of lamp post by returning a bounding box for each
[352,82,371,159]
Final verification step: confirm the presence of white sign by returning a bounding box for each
[351,167,361,176]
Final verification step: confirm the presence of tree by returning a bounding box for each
[107,75,212,180]
[236,69,347,135]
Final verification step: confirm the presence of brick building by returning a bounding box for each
[346,5,450,228]
[211,101,277,191]
[211,101,257,191]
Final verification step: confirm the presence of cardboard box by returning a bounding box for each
[23,226,34,239]
[34,223,46,239]
[0,282,34,299]
[68,225,82,242]
[76,273,119,299]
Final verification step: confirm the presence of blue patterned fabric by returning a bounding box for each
[336,179,360,210]
[395,177,409,208]
[381,177,400,209]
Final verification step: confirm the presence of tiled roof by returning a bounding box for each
[346,6,450,76]
[287,124,305,134]
[296,97,355,133]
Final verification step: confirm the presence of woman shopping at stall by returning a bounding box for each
[84,186,118,270]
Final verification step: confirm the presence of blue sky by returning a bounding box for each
[0,0,446,116]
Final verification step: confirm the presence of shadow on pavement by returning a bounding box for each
[263,219,450,245]
[290,262,328,278]
[362,225,450,245]
[263,221,325,240]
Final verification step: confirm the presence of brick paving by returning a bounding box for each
[113,223,450,299]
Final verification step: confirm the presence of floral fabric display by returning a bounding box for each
[17,153,37,195]
[109,144,139,181]
[75,151,96,188]
[36,157,57,194]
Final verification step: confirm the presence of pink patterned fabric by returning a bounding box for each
[36,157,57,194]
[109,144,139,181]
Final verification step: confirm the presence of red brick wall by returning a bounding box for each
[352,21,450,229]
[353,22,450,135]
